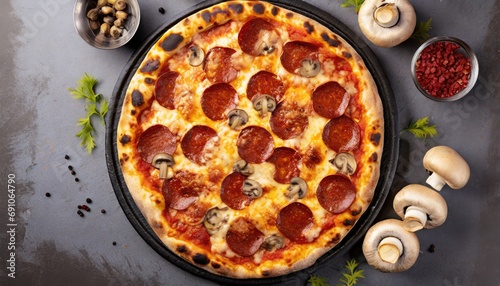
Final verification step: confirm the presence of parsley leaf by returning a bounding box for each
[403,116,438,139]
[69,73,109,154]
[308,274,330,286]
[337,259,365,286]
[411,18,433,44]
[340,0,365,13]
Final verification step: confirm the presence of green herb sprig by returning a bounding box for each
[308,275,330,286]
[307,259,365,286]
[411,18,433,43]
[69,73,109,154]
[402,116,438,139]
[338,259,365,286]
[340,0,365,13]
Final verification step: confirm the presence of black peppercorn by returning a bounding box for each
[86,198,92,204]
[45,192,51,197]
[68,165,73,171]
[77,210,84,217]
[158,7,165,14]
[101,209,106,214]
[75,178,79,182]
[65,155,70,160]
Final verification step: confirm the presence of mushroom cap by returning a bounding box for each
[423,146,470,189]
[152,153,175,168]
[358,0,417,48]
[362,219,420,272]
[393,184,448,230]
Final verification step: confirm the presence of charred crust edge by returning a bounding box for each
[120,134,131,145]
[370,132,381,146]
[177,245,189,254]
[192,253,210,265]
[304,21,314,34]
[321,32,340,47]
[252,3,265,14]
[228,3,243,14]
[271,6,279,16]
[161,33,184,52]
[139,59,160,73]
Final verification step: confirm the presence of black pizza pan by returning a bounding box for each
[105,0,399,284]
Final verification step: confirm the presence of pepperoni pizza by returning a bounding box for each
[116,1,384,278]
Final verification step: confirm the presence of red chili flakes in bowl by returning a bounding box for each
[415,42,471,98]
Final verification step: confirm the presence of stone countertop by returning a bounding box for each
[1,0,499,285]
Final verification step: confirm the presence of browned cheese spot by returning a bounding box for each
[131,90,144,107]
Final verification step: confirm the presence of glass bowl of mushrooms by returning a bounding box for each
[73,0,140,49]
[410,36,479,102]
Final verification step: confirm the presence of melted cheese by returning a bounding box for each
[117,2,383,276]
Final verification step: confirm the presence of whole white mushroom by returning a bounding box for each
[363,219,420,272]
[423,146,470,191]
[358,0,417,48]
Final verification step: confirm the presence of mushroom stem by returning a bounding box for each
[403,206,428,232]
[158,163,168,179]
[374,3,399,28]
[378,237,403,264]
[230,116,242,129]
[426,172,446,191]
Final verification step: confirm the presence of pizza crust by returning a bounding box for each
[116,0,384,279]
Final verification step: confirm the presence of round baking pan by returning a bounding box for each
[105,0,399,284]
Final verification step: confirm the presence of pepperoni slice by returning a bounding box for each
[316,175,356,214]
[246,71,285,102]
[181,125,218,164]
[277,202,314,242]
[270,102,308,140]
[204,47,238,83]
[226,217,265,256]
[312,81,349,119]
[237,126,274,164]
[238,18,278,56]
[137,125,177,163]
[267,147,301,184]
[322,116,360,152]
[220,172,252,210]
[154,71,179,110]
[201,83,238,121]
[162,171,204,210]
[280,41,318,75]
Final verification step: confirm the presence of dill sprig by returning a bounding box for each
[403,116,438,139]
[340,0,365,13]
[69,73,109,154]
